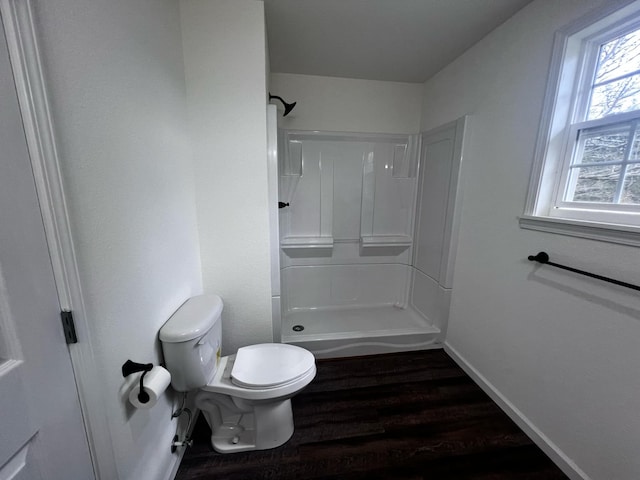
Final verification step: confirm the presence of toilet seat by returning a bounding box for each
[200,349,317,401]
[231,343,315,389]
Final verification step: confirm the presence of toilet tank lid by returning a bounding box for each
[159,294,223,343]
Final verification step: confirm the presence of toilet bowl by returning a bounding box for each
[160,295,316,453]
[196,344,315,452]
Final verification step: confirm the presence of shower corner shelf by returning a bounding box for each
[360,235,412,249]
[280,236,334,256]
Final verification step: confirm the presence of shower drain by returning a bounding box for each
[292,325,304,332]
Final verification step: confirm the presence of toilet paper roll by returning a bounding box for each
[128,365,171,409]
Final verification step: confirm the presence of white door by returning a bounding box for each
[0,13,95,480]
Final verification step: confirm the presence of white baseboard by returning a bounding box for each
[444,342,590,480]
[166,408,201,480]
[165,443,185,480]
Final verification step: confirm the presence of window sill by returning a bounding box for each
[519,215,640,247]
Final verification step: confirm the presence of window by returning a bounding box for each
[522,1,640,246]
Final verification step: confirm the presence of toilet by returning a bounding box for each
[159,294,316,453]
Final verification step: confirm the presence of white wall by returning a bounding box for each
[33,1,202,479]
[270,73,422,134]
[420,1,640,479]
[181,0,273,354]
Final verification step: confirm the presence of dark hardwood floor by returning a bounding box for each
[176,349,568,480]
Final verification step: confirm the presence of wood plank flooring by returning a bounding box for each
[176,349,568,480]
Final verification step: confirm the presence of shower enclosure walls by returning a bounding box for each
[276,119,467,358]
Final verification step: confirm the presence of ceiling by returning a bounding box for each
[264,0,533,83]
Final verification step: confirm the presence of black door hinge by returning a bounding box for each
[61,310,78,344]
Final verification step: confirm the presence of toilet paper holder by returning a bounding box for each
[122,359,154,404]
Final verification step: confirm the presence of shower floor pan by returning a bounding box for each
[282,305,441,359]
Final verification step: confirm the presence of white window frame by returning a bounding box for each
[521,0,640,247]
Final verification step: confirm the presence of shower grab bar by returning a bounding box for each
[527,251,640,292]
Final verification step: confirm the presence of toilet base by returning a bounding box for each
[197,393,295,453]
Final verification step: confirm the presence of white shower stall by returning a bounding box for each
[272,116,467,358]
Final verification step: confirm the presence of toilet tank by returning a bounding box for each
[159,294,223,392]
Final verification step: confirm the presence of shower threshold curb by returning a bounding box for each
[283,326,441,359]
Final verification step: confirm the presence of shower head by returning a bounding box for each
[269,93,297,117]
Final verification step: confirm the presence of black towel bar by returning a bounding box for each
[527,252,640,292]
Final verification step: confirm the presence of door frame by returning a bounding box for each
[0,0,116,478]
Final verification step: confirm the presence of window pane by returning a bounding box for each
[588,73,640,119]
[594,29,640,85]
[574,125,629,165]
[631,131,640,160]
[569,165,621,202]
[621,163,640,204]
